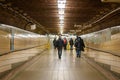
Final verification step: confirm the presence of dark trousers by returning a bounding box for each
[70,45,73,50]
[76,49,81,57]
[54,46,57,49]
[58,48,62,59]
[64,44,67,50]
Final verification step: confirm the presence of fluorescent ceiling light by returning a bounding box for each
[58,9,64,14]
[58,1,66,4]
[59,16,64,20]
[59,24,64,28]
[59,14,64,17]
[59,23,64,26]
[59,18,64,20]
[58,0,66,4]
[58,0,66,34]
[60,20,64,23]
[60,27,63,31]
[60,30,63,34]
[58,2,66,8]
[60,25,64,28]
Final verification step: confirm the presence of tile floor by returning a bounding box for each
[12,49,108,80]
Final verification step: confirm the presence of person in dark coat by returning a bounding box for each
[69,38,74,50]
[53,37,57,49]
[74,36,79,56]
[74,37,85,58]
[56,36,64,59]
[80,38,85,51]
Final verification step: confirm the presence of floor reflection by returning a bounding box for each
[12,49,108,80]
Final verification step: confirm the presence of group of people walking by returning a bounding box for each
[53,35,85,59]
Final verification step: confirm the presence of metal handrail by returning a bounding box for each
[86,46,120,57]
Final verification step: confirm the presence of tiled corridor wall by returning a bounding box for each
[0,24,48,76]
[0,24,48,54]
[83,26,120,77]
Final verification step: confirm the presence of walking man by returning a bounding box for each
[69,38,74,50]
[56,35,64,59]
[53,37,57,49]
[74,37,85,58]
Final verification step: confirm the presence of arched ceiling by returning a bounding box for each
[0,0,120,35]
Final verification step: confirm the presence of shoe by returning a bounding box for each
[78,55,81,58]
[77,54,78,57]
[59,57,61,59]
[59,56,61,59]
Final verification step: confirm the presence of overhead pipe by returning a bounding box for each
[92,7,120,25]
[80,7,120,35]
[0,3,49,34]
[83,7,120,29]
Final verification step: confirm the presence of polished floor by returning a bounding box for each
[12,49,108,80]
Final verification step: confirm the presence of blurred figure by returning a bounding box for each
[75,35,78,42]
[74,36,85,58]
[63,37,67,50]
[81,38,85,52]
[56,35,64,59]
[69,38,74,50]
[74,36,79,56]
[53,37,57,49]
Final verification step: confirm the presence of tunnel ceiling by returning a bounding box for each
[0,0,120,35]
